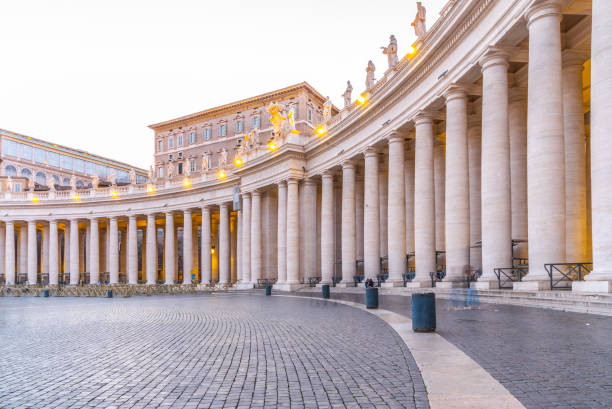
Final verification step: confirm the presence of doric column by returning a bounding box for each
[386,132,406,286]
[201,206,212,284]
[69,218,79,285]
[434,138,445,261]
[277,182,287,284]
[109,217,119,284]
[405,145,415,259]
[562,50,588,263]
[236,209,242,282]
[49,220,58,285]
[303,178,317,279]
[19,224,27,280]
[27,220,37,284]
[378,160,388,259]
[468,117,483,270]
[146,213,157,284]
[320,171,335,284]
[182,210,193,284]
[413,112,436,286]
[509,88,528,259]
[478,48,513,288]
[5,221,15,285]
[127,215,138,285]
[524,1,565,288]
[286,178,300,285]
[42,224,49,276]
[355,169,364,265]
[241,194,251,283]
[90,218,99,284]
[576,0,612,291]
[443,86,470,285]
[250,191,262,283]
[0,224,5,283]
[164,212,175,284]
[363,148,380,280]
[340,161,356,286]
[219,203,230,284]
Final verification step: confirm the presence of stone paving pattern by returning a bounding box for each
[0,294,428,409]
[297,290,612,409]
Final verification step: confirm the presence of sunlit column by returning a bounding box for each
[434,138,445,262]
[340,161,356,286]
[277,181,287,284]
[27,220,37,284]
[363,148,380,280]
[126,215,137,285]
[69,218,79,285]
[386,132,406,286]
[19,224,27,280]
[42,224,49,276]
[0,223,5,282]
[164,212,175,284]
[236,209,242,283]
[405,144,415,261]
[509,88,528,259]
[241,194,251,283]
[146,213,157,284]
[250,191,262,283]
[378,160,388,259]
[468,116,482,270]
[219,203,230,284]
[286,178,300,284]
[182,210,193,284]
[303,178,317,279]
[5,221,15,285]
[49,220,58,286]
[90,218,99,284]
[201,206,212,284]
[320,172,335,285]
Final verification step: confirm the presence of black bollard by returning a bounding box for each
[412,292,436,332]
[321,284,330,299]
[43,289,49,297]
[107,289,113,298]
[365,287,378,309]
[265,284,272,296]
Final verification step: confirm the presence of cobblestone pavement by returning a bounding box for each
[297,290,612,409]
[0,294,428,409]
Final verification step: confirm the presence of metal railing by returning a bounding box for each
[352,274,364,286]
[307,277,321,287]
[376,273,388,287]
[429,271,446,287]
[493,267,528,289]
[544,262,592,290]
[403,271,415,286]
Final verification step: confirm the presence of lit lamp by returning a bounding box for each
[31,196,39,203]
[147,184,155,193]
[217,169,226,179]
[183,178,191,188]
[267,140,278,151]
[210,245,215,254]
[406,45,417,56]
[315,125,327,137]
[72,193,80,201]
[234,157,244,167]
[111,190,119,198]
[356,93,368,105]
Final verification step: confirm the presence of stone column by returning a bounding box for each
[182,210,193,284]
[69,218,79,285]
[276,182,287,284]
[434,139,445,262]
[201,206,212,284]
[19,225,27,280]
[320,171,335,285]
[405,145,415,261]
[146,213,157,284]
[378,161,388,259]
[49,220,58,286]
[303,178,317,279]
[443,87,470,286]
[413,112,436,286]
[386,132,406,287]
[285,178,300,287]
[563,51,588,263]
[250,191,262,284]
[219,203,230,284]
[42,224,49,276]
[164,212,175,284]
[509,88,528,259]
[523,1,565,289]
[127,215,138,285]
[355,170,364,266]
[478,48,513,289]
[241,194,251,285]
[5,221,15,285]
[64,225,70,280]
[0,224,5,282]
[340,161,356,286]
[236,209,242,283]
[575,0,612,292]
[363,148,380,280]
[468,117,483,270]
[27,220,37,284]
[90,218,99,284]
[109,217,119,284]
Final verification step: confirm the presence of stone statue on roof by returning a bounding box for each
[366,60,376,89]
[166,163,173,179]
[47,174,56,191]
[381,34,399,69]
[412,2,427,38]
[220,148,228,168]
[92,173,99,189]
[342,80,353,107]
[129,168,136,184]
[70,174,77,190]
[268,102,300,140]
[323,97,333,122]
[147,166,154,183]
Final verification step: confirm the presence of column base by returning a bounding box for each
[436,281,466,289]
[405,281,433,288]
[572,280,612,293]
[235,282,255,289]
[273,282,304,292]
[381,280,404,288]
[513,280,549,291]
[472,281,499,290]
[336,281,355,288]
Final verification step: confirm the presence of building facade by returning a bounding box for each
[0,0,610,293]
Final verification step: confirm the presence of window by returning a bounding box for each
[116,170,129,183]
[2,139,18,156]
[136,175,147,184]
[20,144,32,161]
[177,162,183,175]
[189,159,196,172]
[234,120,243,133]
[47,152,60,167]
[168,137,174,149]
[96,164,107,178]
[76,180,85,188]
[157,140,163,152]
[35,172,45,185]
[293,104,299,119]
[158,167,163,178]
[52,175,60,185]
[34,148,46,164]
[178,152,183,159]
[74,158,85,174]
[63,177,70,186]
[307,108,313,122]
[251,116,260,128]
[177,134,183,146]
[21,168,32,178]
[188,132,196,144]
[60,155,73,170]
[202,127,211,140]
[4,165,17,176]
[14,183,21,193]
[169,154,173,161]
[218,124,226,137]
[85,161,95,175]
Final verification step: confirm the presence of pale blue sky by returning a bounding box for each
[0,0,447,169]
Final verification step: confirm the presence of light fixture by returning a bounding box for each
[111,190,119,198]
[217,169,226,179]
[147,184,155,193]
[183,178,191,187]
[234,157,244,167]
[267,141,278,151]
[406,45,417,56]
[356,93,367,105]
[210,245,215,254]
[315,125,327,137]
[31,196,39,203]
[72,193,80,201]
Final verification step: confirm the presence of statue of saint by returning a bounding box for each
[109,172,116,185]
[322,97,333,122]
[166,163,173,179]
[366,60,376,89]
[47,174,56,191]
[201,154,209,171]
[69,174,77,190]
[412,2,427,38]
[28,177,36,191]
[129,168,136,185]
[342,80,353,107]
[220,148,228,168]
[268,102,299,139]
[147,165,154,182]
[381,34,399,69]
[92,173,99,189]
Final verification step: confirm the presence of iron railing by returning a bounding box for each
[307,277,321,287]
[429,271,446,287]
[403,270,415,286]
[493,267,527,289]
[544,262,592,290]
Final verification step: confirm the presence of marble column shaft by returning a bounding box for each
[5,221,15,284]
[241,194,251,283]
[49,220,58,285]
[90,218,99,284]
[69,219,79,284]
[468,120,483,270]
[387,134,406,285]
[341,162,356,284]
[277,182,287,283]
[164,212,175,284]
[183,210,193,284]
[109,217,119,284]
[303,179,317,278]
[250,191,262,283]
[27,220,37,284]
[363,149,380,280]
[286,179,300,284]
[219,204,230,284]
[509,88,528,259]
[146,214,157,284]
[201,206,212,283]
[128,215,138,284]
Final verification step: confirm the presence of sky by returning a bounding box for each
[0,0,447,170]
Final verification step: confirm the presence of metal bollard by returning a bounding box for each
[321,284,330,299]
[107,289,113,298]
[365,287,378,309]
[412,292,436,332]
[43,289,49,297]
[265,284,272,296]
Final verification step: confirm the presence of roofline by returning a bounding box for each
[0,128,148,174]
[148,81,338,130]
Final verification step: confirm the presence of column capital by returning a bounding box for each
[386,130,404,144]
[478,47,514,72]
[277,180,287,188]
[562,49,586,69]
[443,84,470,103]
[183,208,192,215]
[321,169,335,180]
[303,177,317,187]
[363,146,379,158]
[251,189,262,197]
[413,110,434,126]
[286,177,300,185]
[341,159,356,170]
[525,0,561,28]
[241,192,251,199]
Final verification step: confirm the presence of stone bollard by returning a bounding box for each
[411,292,436,332]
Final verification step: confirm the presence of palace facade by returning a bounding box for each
[1,0,610,293]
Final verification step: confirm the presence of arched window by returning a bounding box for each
[36,172,46,185]
[21,168,32,178]
[52,175,60,185]
[76,180,84,188]
[63,177,70,186]
[4,165,17,177]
